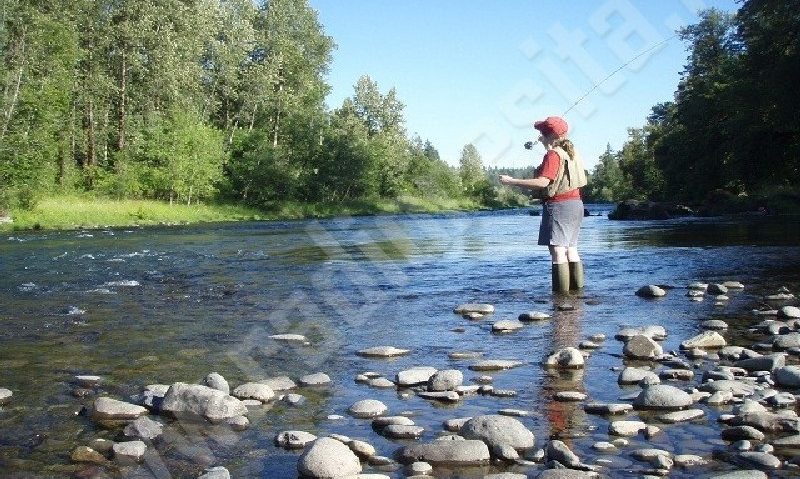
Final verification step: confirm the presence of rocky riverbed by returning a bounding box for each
[4,281,799,478]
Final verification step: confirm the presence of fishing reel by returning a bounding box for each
[523,140,539,150]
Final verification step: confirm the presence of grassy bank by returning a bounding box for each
[1,195,486,232]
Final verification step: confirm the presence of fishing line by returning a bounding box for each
[561,33,678,116]
[526,33,678,148]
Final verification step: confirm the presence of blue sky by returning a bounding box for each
[308,0,739,171]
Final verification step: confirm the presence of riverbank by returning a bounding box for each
[0,195,486,232]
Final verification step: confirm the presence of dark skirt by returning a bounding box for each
[538,199,584,247]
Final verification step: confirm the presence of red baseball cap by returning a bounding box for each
[534,116,568,137]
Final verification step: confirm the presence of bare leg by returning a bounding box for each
[567,247,580,262]
[549,245,567,264]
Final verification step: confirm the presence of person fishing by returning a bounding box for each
[499,116,587,293]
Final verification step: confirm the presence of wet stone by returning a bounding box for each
[518,311,551,321]
[624,335,663,360]
[93,397,148,420]
[778,306,800,319]
[702,320,729,331]
[428,370,463,391]
[204,373,229,394]
[460,415,535,450]
[112,441,146,465]
[232,383,275,402]
[468,359,524,371]
[722,426,764,442]
[584,403,633,415]
[373,416,415,428]
[400,440,491,465]
[383,425,424,440]
[708,284,729,295]
[448,351,483,360]
[592,441,617,452]
[123,416,163,441]
[543,347,585,369]
[498,409,533,417]
[774,366,800,388]
[636,285,666,298]
[659,409,704,423]
[681,331,726,349]
[706,391,734,405]
[71,446,107,465]
[616,325,667,341]
[554,391,586,402]
[455,385,480,395]
[258,376,296,391]
[418,391,460,402]
[358,346,411,358]
[609,420,647,437]
[408,461,432,475]
[633,385,693,410]
[198,467,230,479]
[492,320,524,333]
[396,367,438,386]
[299,372,331,386]
[348,439,376,458]
[227,415,249,431]
[369,377,395,389]
[546,440,582,468]
[0,388,12,404]
[349,399,387,418]
[619,367,659,385]
[298,437,362,478]
[443,417,471,431]
[275,430,317,449]
[774,333,800,350]
[269,333,309,344]
[75,375,102,387]
[659,369,695,381]
[453,303,494,315]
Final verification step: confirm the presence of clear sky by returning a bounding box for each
[307,0,739,171]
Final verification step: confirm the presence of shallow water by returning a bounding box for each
[1,207,800,478]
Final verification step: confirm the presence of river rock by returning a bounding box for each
[518,311,551,321]
[428,370,463,391]
[468,360,524,371]
[448,351,483,360]
[74,375,102,387]
[721,426,765,441]
[774,333,800,350]
[161,383,247,421]
[0,388,12,404]
[299,372,331,386]
[443,417,471,431]
[269,333,309,344]
[453,303,494,315]
[93,397,148,420]
[543,347,584,369]
[383,425,424,439]
[232,383,275,402]
[634,384,693,410]
[357,346,411,358]
[123,416,163,441]
[349,399,387,418]
[779,306,800,319]
[546,440,582,468]
[112,441,146,465]
[377,414,417,427]
[407,461,432,475]
[624,335,663,360]
[396,367,437,386]
[418,391,460,402]
[348,439,376,458]
[674,454,707,467]
[660,409,704,423]
[616,325,667,341]
[537,471,597,479]
[400,440,490,465]
[706,391,735,405]
[492,319,524,333]
[681,331,726,349]
[732,451,782,470]
[275,430,317,449]
[772,434,800,450]
[71,446,107,465]
[297,437,361,478]
[709,471,768,479]
[583,403,633,415]
[203,373,229,394]
[728,412,800,433]
[774,365,800,387]
[258,376,296,391]
[699,380,756,397]
[618,367,659,385]
[636,285,666,298]
[198,467,230,479]
[659,369,694,381]
[608,420,647,436]
[554,391,587,402]
[703,320,729,330]
[460,415,535,450]
[369,377,395,389]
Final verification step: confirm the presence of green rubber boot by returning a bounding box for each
[552,262,570,293]
[569,261,585,290]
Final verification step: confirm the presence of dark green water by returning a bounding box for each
[1,208,799,478]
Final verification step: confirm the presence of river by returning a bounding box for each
[1,207,799,477]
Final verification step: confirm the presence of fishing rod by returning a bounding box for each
[524,33,677,150]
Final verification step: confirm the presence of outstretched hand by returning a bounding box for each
[499,175,514,185]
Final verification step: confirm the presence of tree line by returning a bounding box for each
[585,0,799,205]
[0,0,519,213]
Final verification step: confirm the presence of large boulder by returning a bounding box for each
[774,365,800,387]
[623,335,663,360]
[297,437,361,478]
[160,383,247,422]
[680,331,726,349]
[396,367,437,387]
[428,370,463,392]
[232,383,275,402]
[460,415,535,451]
[543,348,584,369]
[608,200,674,221]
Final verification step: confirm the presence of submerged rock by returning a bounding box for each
[112,441,146,465]
[618,367,659,385]
[518,311,551,321]
[427,370,463,392]
[299,372,331,386]
[232,383,275,402]
[123,416,163,441]
[453,303,494,315]
[198,467,230,479]
[623,335,663,360]
[0,388,12,404]
[774,365,800,387]
[492,320,524,333]
[396,367,438,387]
[258,376,296,391]
[275,430,317,449]
[636,285,666,298]
[468,360,524,371]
